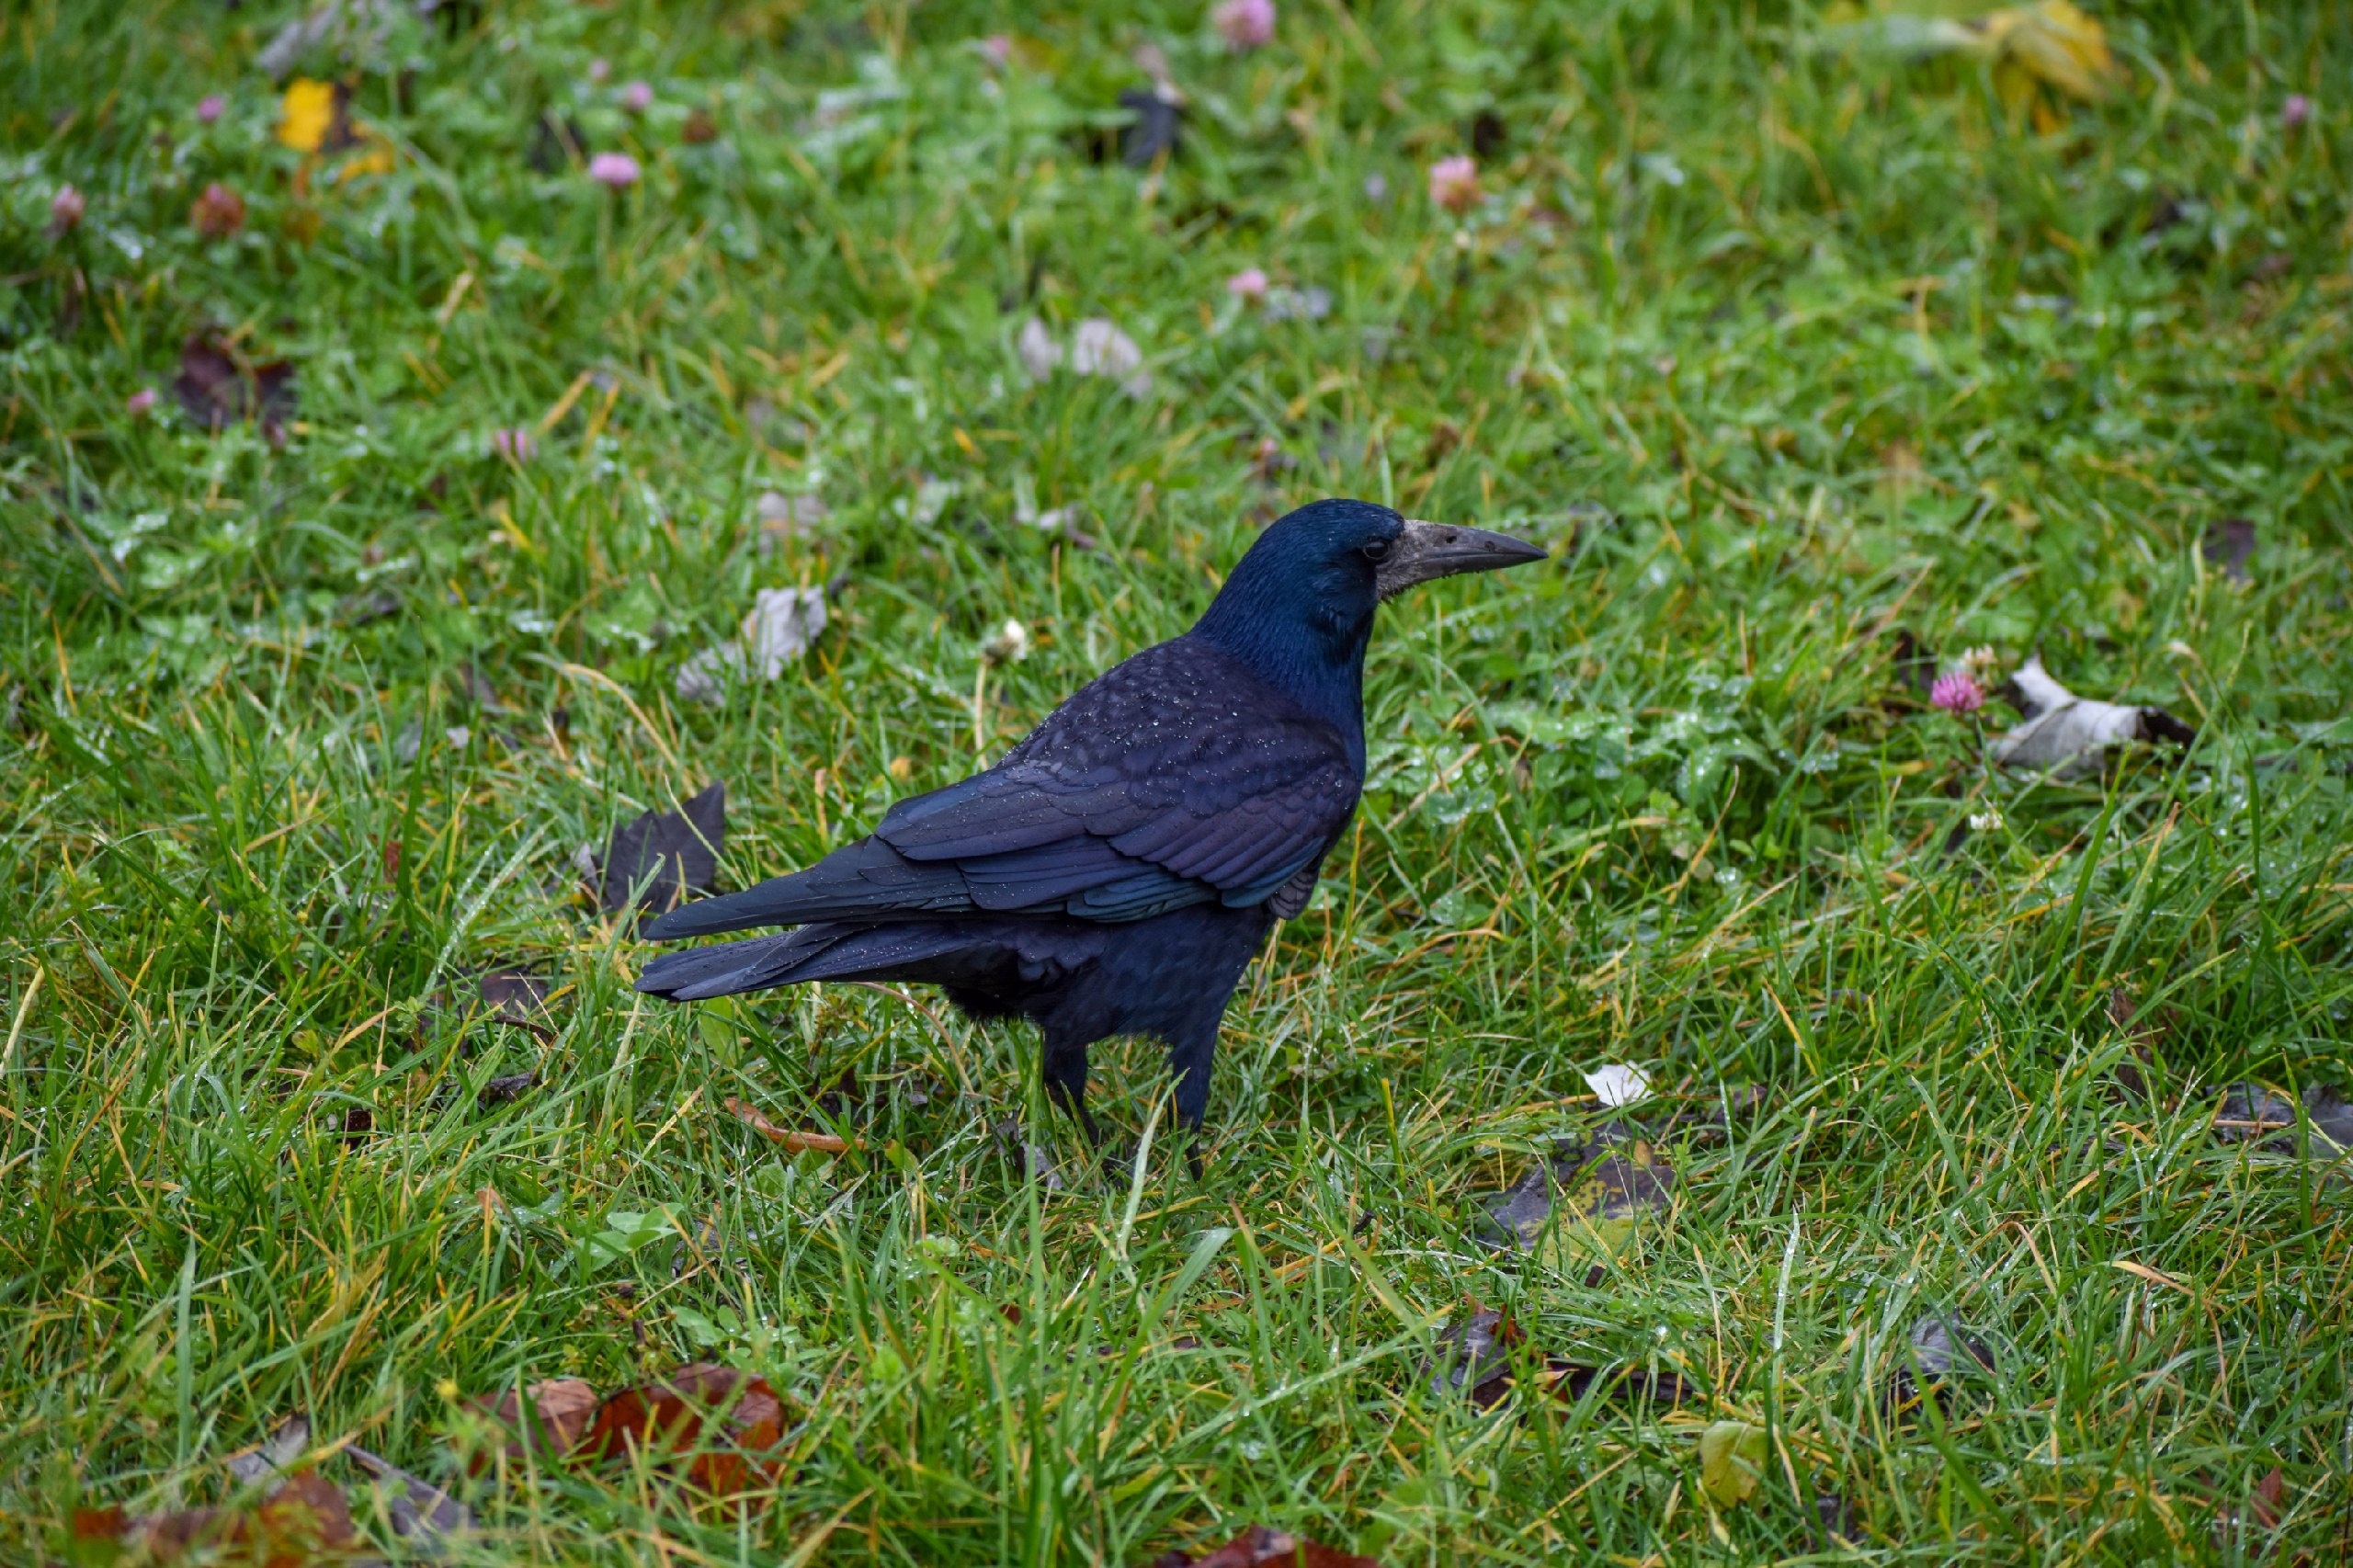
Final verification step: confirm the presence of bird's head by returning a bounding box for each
[1193,498,1547,714]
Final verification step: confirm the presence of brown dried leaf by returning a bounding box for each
[1425,1304,1521,1408]
[726,1096,851,1154]
[580,1363,787,1496]
[346,1443,472,1544]
[465,1376,600,1474]
[172,335,296,444]
[600,781,725,915]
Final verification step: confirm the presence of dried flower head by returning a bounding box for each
[1212,0,1276,51]
[982,619,1030,666]
[48,184,85,235]
[588,152,641,189]
[1427,154,1480,214]
[189,181,245,238]
[1931,671,1986,716]
[1957,645,2002,684]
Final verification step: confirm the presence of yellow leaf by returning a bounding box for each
[1976,1,2115,105]
[1699,1420,1768,1508]
[278,77,337,153]
[335,134,397,185]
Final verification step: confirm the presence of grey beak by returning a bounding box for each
[1373,518,1549,599]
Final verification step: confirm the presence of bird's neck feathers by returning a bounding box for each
[1188,562,1374,749]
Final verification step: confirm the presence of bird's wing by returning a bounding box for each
[643,639,1358,940]
[876,637,1359,910]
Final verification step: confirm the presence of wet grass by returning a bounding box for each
[4,0,2351,1562]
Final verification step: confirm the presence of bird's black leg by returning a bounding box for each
[1040,1032,1100,1148]
[1167,1027,1217,1180]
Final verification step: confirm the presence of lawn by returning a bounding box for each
[5,0,2351,1562]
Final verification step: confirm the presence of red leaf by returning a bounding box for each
[466,1376,600,1474]
[579,1363,787,1496]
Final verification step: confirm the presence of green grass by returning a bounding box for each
[6,0,2352,1562]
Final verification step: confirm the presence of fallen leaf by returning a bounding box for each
[346,1444,472,1545]
[1581,1062,1651,1108]
[479,968,550,1022]
[1119,86,1182,167]
[172,334,295,444]
[1888,1312,1995,1412]
[1540,1358,1693,1408]
[1261,285,1333,324]
[466,1377,601,1473]
[1699,1418,1768,1508]
[1069,318,1152,397]
[1482,1142,1675,1264]
[676,587,828,703]
[97,1465,359,1564]
[222,1415,312,1485]
[726,1096,852,1154]
[2214,1083,2353,1156]
[477,1072,536,1108]
[2201,517,2256,584]
[1824,3,2119,120]
[580,1362,788,1496]
[2212,1083,2299,1144]
[1811,1490,1858,1550]
[1154,1524,1381,1568]
[1989,655,2195,777]
[599,780,725,915]
[1017,316,1062,381]
[1425,1303,1521,1408]
[992,1118,1064,1189]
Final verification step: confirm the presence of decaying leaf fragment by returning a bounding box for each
[465,1377,601,1473]
[578,1362,788,1496]
[676,587,828,704]
[1989,656,2194,778]
[1699,1418,1768,1508]
[599,781,726,915]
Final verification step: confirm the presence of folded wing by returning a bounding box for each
[642,638,1359,940]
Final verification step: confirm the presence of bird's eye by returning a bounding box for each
[1361,540,1392,563]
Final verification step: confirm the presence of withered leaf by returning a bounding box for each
[1119,87,1182,167]
[1425,1303,1520,1408]
[1541,1358,1692,1408]
[173,334,296,445]
[2201,517,2256,584]
[479,968,550,1021]
[600,780,725,915]
[477,1072,536,1108]
[1990,656,2195,778]
[347,1443,472,1543]
[466,1377,600,1474]
[580,1362,787,1496]
[1888,1312,1995,1412]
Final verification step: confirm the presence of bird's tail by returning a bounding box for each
[640,836,968,940]
[634,921,992,1002]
